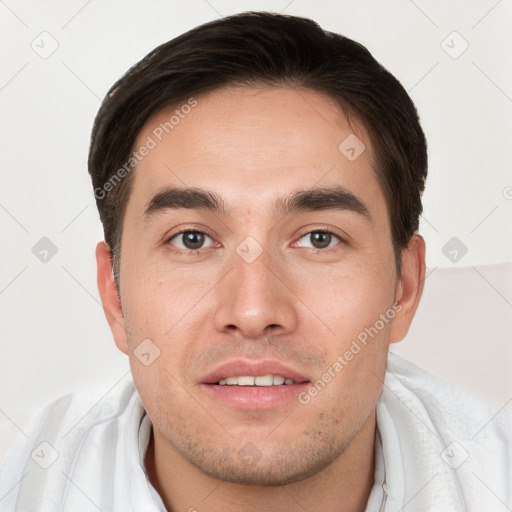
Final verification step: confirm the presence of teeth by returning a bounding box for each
[237,376,255,386]
[255,375,273,386]
[217,375,296,386]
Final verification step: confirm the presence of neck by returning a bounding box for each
[144,412,376,512]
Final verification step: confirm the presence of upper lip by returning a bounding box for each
[201,359,310,384]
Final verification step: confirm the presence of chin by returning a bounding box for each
[177,434,348,486]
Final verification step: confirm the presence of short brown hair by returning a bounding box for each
[88,11,427,285]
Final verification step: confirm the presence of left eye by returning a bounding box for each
[168,231,214,251]
[296,231,341,250]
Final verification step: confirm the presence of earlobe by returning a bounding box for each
[388,234,426,344]
[95,241,129,355]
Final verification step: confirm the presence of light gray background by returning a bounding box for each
[1,0,511,419]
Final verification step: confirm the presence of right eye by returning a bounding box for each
[166,230,216,253]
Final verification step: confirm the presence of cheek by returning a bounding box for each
[121,257,206,337]
[120,260,208,405]
[312,331,388,430]
[292,259,393,341]
[294,259,392,405]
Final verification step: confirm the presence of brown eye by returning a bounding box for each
[310,232,332,249]
[168,231,212,251]
[298,230,341,250]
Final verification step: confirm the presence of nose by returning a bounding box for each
[213,246,299,339]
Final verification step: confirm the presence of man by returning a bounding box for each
[0,11,510,512]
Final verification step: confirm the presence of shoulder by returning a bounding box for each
[384,351,512,440]
[0,373,137,481]
[381,352,512,507]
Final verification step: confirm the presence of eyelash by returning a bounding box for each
[165,228,344,256]
[297,228,343,254]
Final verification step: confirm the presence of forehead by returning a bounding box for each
[127,86,387,223]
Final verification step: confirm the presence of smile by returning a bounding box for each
[217,375,296,386]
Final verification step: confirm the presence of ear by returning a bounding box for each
[96,241,129,355]
[388,234,426,344]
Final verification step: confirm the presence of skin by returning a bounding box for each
[96,85,426,512]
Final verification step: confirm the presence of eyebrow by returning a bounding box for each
[143,185,372,223]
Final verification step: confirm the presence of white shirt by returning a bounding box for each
[0,352,510,511]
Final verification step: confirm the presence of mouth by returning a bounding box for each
[200,360,310,410]
[217,375,299,386]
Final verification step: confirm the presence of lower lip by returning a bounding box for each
[200,383,309,410]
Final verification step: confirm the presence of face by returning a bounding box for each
[97,86,425,485]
